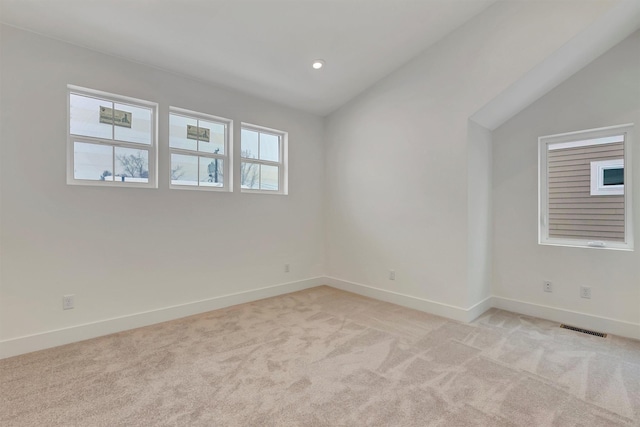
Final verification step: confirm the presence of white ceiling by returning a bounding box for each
[0,0,497,116]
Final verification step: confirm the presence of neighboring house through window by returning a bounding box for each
[539,124,634,250]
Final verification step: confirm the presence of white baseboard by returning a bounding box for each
[4,277,637,359]
[324,278,639,340]
[324,276,492,323]
[0,277,325,359]
[492,296,640,341]
[466,294,495,322]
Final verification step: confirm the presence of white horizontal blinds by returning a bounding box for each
[548,141,625,241]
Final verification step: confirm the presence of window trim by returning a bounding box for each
[538,123,634,251]
[67,85,158,188]
[240,122,288,195]
[168,106,233,192]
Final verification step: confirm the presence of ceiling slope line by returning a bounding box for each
[471,0,640,131]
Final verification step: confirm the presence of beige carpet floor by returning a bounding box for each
[1,286,639,426]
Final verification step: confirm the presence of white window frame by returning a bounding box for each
[169,107,232,192]
[240,123,288,195]
[590,159,624,196]
[67,85,158,188]
[539,123,634,251]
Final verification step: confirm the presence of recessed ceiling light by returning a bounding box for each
[312,59,325,70]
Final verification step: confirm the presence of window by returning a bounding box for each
[67,85,157,187]
[240,123,287,194]
[169,108,231,191]
[539,124,633,250]
[590,159,624,195]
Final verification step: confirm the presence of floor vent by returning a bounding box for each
[560,324,607,338]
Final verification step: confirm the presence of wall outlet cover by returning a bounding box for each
[63,294,75,310]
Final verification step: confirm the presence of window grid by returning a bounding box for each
[240,123,287,194]
[67,85,157,188]
[169,108,232,191]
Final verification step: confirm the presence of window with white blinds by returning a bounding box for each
[539,124,634,250]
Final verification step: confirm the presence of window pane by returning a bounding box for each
[260,164,279,191]
[241,129,258,159]
[169,114,198,151]
[603,168,624,186]
[240,161,259,189]
[70,94,113,139]
[198,120,225,154]
[171,153,198,186]
[114,147,149,183]
[113,103,152,145]
[74,141,113,181]
[259,133,279,162]
[200,158,224,187]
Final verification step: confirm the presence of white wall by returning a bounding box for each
[2,1,638,358]
[0,25,325,354]
[324,0,617,318]
[492,31,640,333]
[467,120,492,308]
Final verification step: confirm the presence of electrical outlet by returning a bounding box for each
[389,270,396,280]
[63,294,75,310]
[580,286,591,299]
[284,263,290,273]
[543,281,553,293]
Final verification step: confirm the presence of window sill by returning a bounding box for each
[539,240,634,251]
[240,189,287,196]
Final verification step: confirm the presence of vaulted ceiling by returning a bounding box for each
[1,0,639,120]
[0,0,496,115]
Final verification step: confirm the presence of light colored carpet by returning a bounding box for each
[1,286,639,426]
